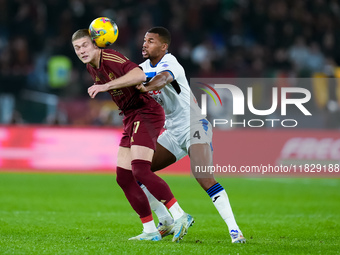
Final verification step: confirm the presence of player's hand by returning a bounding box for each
[88,84,108,98]
[136,83,148,93]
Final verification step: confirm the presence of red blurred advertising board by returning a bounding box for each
[0,126,189,174]
[0,126,339,177]
[212,129,340,177]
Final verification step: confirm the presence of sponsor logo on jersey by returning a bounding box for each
[109,89,124,96]
[148,91,163,105]
[148,90,162,95]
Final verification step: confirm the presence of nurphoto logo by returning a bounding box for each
[195,80,312,128]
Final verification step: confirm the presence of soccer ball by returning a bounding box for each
[89,17,119,48]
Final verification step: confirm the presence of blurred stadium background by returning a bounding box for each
[0,0,339,172]
[0,1,339,254]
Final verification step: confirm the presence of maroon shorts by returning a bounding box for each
[119,99,165,150]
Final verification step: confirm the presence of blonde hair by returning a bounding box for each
[72,29,91,42]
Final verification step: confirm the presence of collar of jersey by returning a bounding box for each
[149,53,169,68]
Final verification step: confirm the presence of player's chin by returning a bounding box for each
[81,58,91,64]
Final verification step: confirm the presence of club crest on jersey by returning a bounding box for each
[95,76,100,82]
[109,72,116,80]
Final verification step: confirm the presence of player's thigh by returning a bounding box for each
[188,119,217,189]
[188,119,213,167]
[151,142,177,172]
[151,129,185,172]
[130,145,154,162]
[117,146,132,170]
[188,143,213,166]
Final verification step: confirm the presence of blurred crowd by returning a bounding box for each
[1,0,340,126]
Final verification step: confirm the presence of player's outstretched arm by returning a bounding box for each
[88,67,146,98]
[137,71,173,93]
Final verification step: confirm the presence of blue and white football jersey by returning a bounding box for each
[139,53,203,130]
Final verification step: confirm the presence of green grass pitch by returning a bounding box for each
[0,172,339,254]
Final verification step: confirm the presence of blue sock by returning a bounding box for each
[206,183,224,198]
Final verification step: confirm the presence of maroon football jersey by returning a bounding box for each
[86,49,149,112]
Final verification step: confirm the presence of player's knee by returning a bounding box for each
[116,167,133,189]
[131,159,152,182]
[131,168,148,183]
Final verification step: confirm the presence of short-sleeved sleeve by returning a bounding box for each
[102,49,139,77]
[122,59,139,74]
[156,55,182,80]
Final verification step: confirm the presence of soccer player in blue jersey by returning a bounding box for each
[137,27,246,243]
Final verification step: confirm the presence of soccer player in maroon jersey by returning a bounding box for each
[71,29,192,242]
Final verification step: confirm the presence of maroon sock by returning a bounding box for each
[116,167,152,220]
[131,159,174,205]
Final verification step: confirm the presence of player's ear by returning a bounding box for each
[161,43,168,52]
[89,37,99,49]
[92,41,99,49]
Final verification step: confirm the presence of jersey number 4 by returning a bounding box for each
[193,131,201,139]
